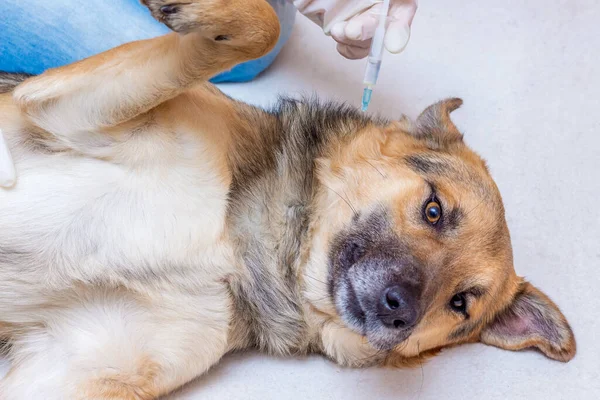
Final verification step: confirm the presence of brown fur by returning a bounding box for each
[78,357,160,400]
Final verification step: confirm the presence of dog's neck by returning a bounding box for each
[224,98,383,355]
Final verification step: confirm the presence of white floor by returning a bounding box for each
[3,0,600,399]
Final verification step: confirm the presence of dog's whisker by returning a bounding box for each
[310,296,332,303]
[464,198,485,217]
[394,340,409,353]
[341,190,358,215]
[322,184,358,215]
[365,160,386,179]
[416,340,424,400]
[303,273,328,286]
[353,348,387,365]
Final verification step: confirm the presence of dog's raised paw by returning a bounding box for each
[141,0,280,57]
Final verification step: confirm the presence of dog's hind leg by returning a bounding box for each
[0,285,232,400]
[11,0,280,152]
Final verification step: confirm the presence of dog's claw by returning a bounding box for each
[160,4,179,15]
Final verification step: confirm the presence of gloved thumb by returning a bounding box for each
[384,20,411,53]
[384,1,417,53]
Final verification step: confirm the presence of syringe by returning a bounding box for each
[361,0,391,112]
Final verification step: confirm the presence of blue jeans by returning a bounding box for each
[0,0,296,83]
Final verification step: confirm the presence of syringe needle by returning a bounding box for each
[362,86,373,112]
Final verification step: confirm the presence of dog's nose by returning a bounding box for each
[378,285,419,329]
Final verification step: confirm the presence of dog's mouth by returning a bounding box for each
[328,209,423,351]
[342,274,366,326]
[333,269,417,352]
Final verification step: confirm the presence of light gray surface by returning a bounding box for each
[2,0,599,398]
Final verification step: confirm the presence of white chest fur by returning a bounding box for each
[0,131,233,290]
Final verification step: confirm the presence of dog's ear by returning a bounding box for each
[411,98,464,149]
[479,281,576,362]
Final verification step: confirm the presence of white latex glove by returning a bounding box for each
[293,0,418,59]
[0,129,16,188]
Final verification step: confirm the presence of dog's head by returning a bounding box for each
[304,98,575,366]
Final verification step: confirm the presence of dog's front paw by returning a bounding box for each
[142,0,280,59]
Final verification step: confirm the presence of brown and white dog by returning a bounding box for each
[0,0,575,399]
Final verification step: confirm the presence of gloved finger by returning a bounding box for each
[391,0,418,27]
[385,1,417,53]
[384,20,411,53]
[330,21,349,42]
[343,6,380,41]
[318,0,380,34]
[336,43,370,60]
[331,21,370,59]
[347,1,416,42]
[331,21,372,49]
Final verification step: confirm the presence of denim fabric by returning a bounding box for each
[0,0,296,83]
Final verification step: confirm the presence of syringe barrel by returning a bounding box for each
[369,23,387,60]
[363,58,382,86]
[363,0,390,87]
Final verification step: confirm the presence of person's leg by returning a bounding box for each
[0,0,295,82]
[0,0,170,75]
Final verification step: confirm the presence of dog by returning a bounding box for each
[0,0,575,398]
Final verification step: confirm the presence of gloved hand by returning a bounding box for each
[293,0,418,59]
[0,129,16,188]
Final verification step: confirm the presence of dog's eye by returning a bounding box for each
[424,200,442,225]
[450,293,467,314]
